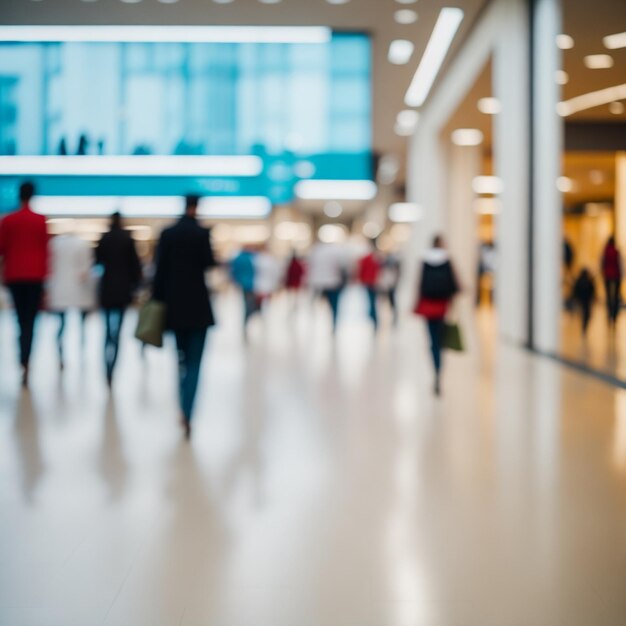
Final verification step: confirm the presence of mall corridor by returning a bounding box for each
[1,297,626,626]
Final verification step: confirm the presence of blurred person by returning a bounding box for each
[358,240,383,330]
[96,212,142,386]
[308,240,350,331]
[414,235,460,396]
[230,246,258,334]
[378,252,401,325]
[285,251,306,313]
[601,236,622,327]
[77,133,90,156]
[254,245,283,310]
[0,181,49,386]
[152,195,217,439]
[572,268,596,336]
[48,230,97,368]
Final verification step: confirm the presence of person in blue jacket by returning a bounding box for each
[230,246,258,336]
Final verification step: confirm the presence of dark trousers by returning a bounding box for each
[605,279,621,323]
[365,287,378,329]
[581,301,592,334]
[175,328,207,422]
[322,288,342,330]
[242,289,258,327]
[426,318,445,374]
[104,308,125,380]
[8,282,43,367]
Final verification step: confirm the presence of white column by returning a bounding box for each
[447,143,481,297]
[493,0,531,346]
[532,0,563,353]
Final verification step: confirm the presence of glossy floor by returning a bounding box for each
[2,291,626,626]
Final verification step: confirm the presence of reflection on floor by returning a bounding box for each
[2,290,626,626]
[560,304,626,380]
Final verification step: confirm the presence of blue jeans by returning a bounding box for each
[366,286,378,329]
[322,288,342,330]
[104,308,125,380]
[175,328,207,422]
[427,319,445,373]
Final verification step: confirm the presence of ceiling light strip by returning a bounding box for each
[404,7,464,107]
[557,83,626,117]
[295,180,377,200]
[0,155,263,177]
[32,195,272,218]
[0,25,331,44]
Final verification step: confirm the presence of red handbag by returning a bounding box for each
[413,297,448,319]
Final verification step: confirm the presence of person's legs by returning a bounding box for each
[175,328,207,436]
[323,289,340,331]
[606,280,618,324]
[104,308,125,384]
[366,287,378,329]
[581,301,591,335]
[57,311,66,367]
[427,318,444,394]
[8,283,42,379]
[388,288,398,325]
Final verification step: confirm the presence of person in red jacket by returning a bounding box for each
[358,240,383,330]
[0,181,49,385]
[601,236,622,327]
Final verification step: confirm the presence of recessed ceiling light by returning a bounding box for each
[557,176,575,193]
[556,70,569,85]
[396,0,417,4]
[158,0,179,3]
[609,101,625,114]
[395,9,418,25]
[395,110,419,136]
[324,201,343,218]
[404,8,464,107]
[388,40,414,65]
[451,128,484,146]
[363,222,383,238]
[584,54,614,69]
[259,0,282,3]
[477,97,501,114]
[120,0,143,3]
[472,176,503,195]
[213,0,236,3]
[556,34,574,49]
[604,31,626,50]
[326,0,350,4]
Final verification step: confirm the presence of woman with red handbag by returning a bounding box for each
[414,235,460,395]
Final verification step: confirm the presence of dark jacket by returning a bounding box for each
[153,215,217,330]
[573,272,595,304]
[419,253,459,300]
[96,228,142,309]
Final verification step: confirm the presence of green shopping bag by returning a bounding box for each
[443,321,464,352]
[135,300,166,348]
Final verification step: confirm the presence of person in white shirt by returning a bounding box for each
[48,231,97,368]
[307,241,351,330]
[254,247,284,306]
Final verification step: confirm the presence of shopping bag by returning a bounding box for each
[443,321,464,352]
[135,300,166,348]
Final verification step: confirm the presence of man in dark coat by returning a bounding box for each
[96,212,142,386]
[152,195,217,439]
